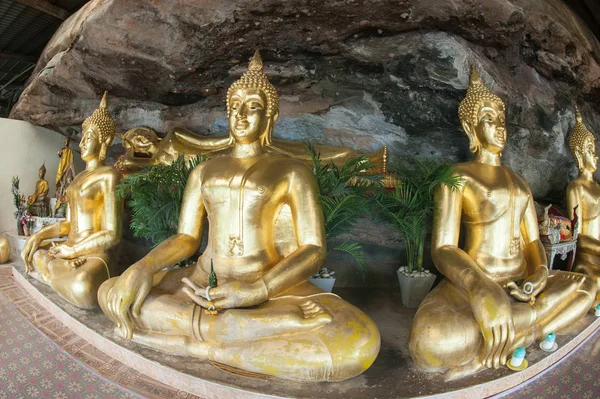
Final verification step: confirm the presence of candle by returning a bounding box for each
[509,347,526,368]
[541,332,556,351]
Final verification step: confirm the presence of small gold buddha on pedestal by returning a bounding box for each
[27,164,49,216]
[21,92,123,309]
[567,106,600,308]
[409,67,596,380]
[98,51,380,382]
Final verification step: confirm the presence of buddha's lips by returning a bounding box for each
[235,121,249,130]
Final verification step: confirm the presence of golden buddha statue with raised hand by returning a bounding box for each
[98,51,380,382]
[409,67,596,380]
[22,92,123,309]
[567,106,600,307]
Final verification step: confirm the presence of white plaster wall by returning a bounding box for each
[0,118,84,233]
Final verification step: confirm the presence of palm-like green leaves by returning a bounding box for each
[308,143,379,275]
[374,159,463,273]
[116,156,206,246]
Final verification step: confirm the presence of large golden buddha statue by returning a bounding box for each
[98,51,380,382]
[409,67,596,380]
[21,92,123,309]
[567,106,600,307]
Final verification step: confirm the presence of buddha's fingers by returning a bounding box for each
[482,328,494,368]
[116,297,134,339]
[489,326,501,368]
[182,287,209,308]
[131,285,150,318]
[494,324,508,368]
[501,322,515,364]
[181,277,202,294]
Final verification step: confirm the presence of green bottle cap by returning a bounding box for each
[545,332,556,343]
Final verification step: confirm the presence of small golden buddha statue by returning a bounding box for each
[98,51,380,381]
[409,67,596,380]
[27,164,49,216]
[566,106,600,307]
[21,92,123,309]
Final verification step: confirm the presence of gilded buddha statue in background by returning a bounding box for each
[567,106,600,307]
[99,51,380,381]
[21,92,123,309]
[409,67,596,380]
[27,164,50,216]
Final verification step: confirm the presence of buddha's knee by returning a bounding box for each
[67,274,101,309]
[409,310,480,371]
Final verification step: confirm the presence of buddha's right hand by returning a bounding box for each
[105,265,153,339]
[469,278,515,369]
[22,234,42,272]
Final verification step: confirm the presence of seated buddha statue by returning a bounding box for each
[21,92,123,309]
[409,67,596,380]
[566,106,600,308]
[27,164,50,216]
[98,51,380,382]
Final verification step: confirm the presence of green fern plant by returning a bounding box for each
[308,143,379,276]
[373,159,463,274]
[116,155,206,246]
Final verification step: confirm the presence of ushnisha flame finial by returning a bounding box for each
[226,50,279,118]
[568,105,595,162]
[83,91,116,146]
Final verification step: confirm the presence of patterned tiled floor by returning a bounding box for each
[498,330,600,398]
[0,266,598,398]
[0,268,200,399]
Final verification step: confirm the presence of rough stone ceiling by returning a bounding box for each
[0,0,87,115]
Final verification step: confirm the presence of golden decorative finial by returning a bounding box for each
[575,105,583,123]
[226,50,279,118]
[248,49,263,72]
[569,105,595,169]
[83,91,116,146]
[458,65,505,128]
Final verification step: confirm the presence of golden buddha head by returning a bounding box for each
[38,163,46,179]
[569,105,597,173]
[121,127,160,156]
[81,91,116,162]
[226,50,279,145]
[458,66,506,154]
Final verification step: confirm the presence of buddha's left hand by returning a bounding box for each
[506,266,548,302]
[49,244,77,260]
[182,278,268,309]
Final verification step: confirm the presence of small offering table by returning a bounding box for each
[542,240,577,271]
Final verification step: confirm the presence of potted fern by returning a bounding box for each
[374,159,462,307]
[117,156,205,265]
[307,144,378,292]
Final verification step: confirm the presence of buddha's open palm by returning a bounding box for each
[469,278,515,370]
[182,278,268,309]
[105,266,153,339]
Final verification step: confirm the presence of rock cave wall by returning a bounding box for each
[9,0,600,285]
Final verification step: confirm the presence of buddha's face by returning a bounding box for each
[474,101,506,154]
[80,123,102,161]
[581,137,598,173]
[38,168,45,179]
[228,88,269,144]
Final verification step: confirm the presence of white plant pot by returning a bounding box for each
[308,277,336,293]
[396,269,436,308]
